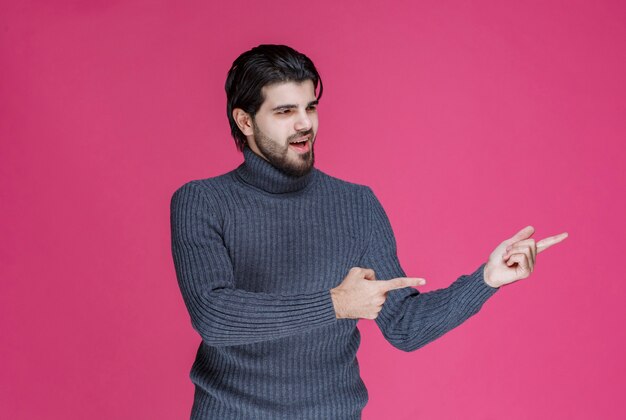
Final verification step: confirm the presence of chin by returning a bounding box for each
[283,158,314,177]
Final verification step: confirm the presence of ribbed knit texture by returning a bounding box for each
[170,146,498,419]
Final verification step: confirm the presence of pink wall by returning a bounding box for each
[2,1,624,418]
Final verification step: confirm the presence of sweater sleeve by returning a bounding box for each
[360,187,498,352]
[170,181,338,347]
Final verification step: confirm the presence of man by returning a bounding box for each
[170,44,567,419]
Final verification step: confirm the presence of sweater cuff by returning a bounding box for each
[302,290,337,326]
[465,262,499,303]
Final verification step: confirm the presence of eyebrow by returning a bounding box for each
[271,100,319,112]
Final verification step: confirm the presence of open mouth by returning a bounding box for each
[289,136,310,152]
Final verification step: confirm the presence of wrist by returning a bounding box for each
[330,288,343,319]
[483,264,500,289]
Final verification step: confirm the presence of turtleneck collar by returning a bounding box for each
[234,146,317,194]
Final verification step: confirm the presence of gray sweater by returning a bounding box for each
[170,146,498,419]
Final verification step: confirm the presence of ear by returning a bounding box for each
[232,108,254,136]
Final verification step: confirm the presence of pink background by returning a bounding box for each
[1,1,625,419]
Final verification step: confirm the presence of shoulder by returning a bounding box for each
[170,170,238,211]
[313,170,385,217]
[314,169,375,197]
[314,169,384,213]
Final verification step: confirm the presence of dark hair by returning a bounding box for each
[225,44,324,152]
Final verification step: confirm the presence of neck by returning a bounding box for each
[234,146,317,194]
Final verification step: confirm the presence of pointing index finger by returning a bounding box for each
[537,232,569,253]
[380,277,426,292]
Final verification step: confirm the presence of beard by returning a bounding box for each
[252,123,315,177]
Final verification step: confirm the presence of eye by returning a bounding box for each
[307,105,317,112]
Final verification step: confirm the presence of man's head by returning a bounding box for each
[225,44,323,177]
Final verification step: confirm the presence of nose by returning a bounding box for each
[294,109,312,132]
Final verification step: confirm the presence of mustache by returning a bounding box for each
[287,129,314,143]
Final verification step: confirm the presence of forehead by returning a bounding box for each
[260,80,316,108]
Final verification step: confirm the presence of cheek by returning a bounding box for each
[258,119,286,140]
[310,115,319,132]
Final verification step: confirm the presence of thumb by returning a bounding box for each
[362,268,376,281]
[504,225,535,246]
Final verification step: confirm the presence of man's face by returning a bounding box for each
[247,80,319,177]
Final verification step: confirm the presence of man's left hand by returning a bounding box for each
[483,226,568,288]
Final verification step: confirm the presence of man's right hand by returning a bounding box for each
[330,267,426,320]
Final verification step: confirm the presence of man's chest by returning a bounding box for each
[221,194,370,293]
